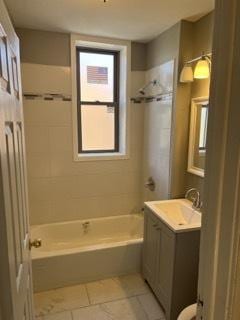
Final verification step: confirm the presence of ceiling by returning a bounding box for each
[4,0,214,42]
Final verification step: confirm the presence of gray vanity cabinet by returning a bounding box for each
[143,207,200,320]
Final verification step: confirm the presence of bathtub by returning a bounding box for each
[31,214,143,292]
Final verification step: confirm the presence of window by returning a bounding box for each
[76,47,120,153]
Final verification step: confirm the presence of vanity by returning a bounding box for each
[142,199,201,320]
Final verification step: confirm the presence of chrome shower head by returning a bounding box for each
[139,89,145,95]
[138,80,158,96]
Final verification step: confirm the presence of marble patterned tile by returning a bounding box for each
[100,297,148,320]
[42,311,72,320]
[86,278,126,305]
[114,273,150,296]
[137,293,166,320]
[34,284,89,317]
[72,297,148,320]
[86,273,150,305]
[72,305,112,320]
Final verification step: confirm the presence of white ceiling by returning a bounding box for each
[4,0,214,42]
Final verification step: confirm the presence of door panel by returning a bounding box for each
[11,52,19,99]
[0,1,34,319]
[143,210,159,287]
[155,225,175,309]
[0,24,10,92]
[5,123,24,291]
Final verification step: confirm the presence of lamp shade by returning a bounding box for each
[194,59,210,79]
[180,65,194,83]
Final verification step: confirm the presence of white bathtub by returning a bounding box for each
[31,214,143,292]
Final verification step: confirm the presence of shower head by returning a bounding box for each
[139,89,146,95]
[138,80,158,96]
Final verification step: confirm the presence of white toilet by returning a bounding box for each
[177,303,197,320]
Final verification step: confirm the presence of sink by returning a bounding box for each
[144,199,201,232]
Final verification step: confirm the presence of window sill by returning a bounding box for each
[74,152,129,162]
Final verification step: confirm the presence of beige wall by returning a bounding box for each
[16,28,71,66]
[169,13,214,197]
[170,20,194,198]
[146,23,181,69]
[131,42,147,71]
[186,12,214,194]
[16,28,147,71]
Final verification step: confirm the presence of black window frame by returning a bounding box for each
[76,46,120,154]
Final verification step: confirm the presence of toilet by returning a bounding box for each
[177,304,197,320]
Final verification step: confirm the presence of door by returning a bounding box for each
[0,1,34,320]
[196,0,240,319]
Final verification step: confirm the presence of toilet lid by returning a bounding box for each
[177,304,197,320]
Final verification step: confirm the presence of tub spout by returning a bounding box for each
[82,221,90,233]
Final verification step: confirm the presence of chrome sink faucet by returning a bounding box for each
[185,188,202,210]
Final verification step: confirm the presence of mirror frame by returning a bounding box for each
[188,97,209,178]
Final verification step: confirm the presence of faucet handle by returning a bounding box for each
[145,177,155,191]
[185,188,202,210]
[185,188,197,199]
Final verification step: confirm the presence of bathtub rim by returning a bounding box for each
[32,238,143,259]
[31,212,143,230]
[31,213,143,260]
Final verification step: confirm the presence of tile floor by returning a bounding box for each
[35,273,166,320]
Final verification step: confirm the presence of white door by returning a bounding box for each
[197,0,240,319]
[0,1,35,319]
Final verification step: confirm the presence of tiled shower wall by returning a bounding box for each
[142,61,175,202]
[21,60,145,225]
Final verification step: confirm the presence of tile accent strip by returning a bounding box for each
[23,92,72,101]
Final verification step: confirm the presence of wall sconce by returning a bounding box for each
[180,64,194,83]
[180,53,212,83]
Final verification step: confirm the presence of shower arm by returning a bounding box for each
[138,79,167,96]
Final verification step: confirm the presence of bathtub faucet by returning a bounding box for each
[82,221,90,233]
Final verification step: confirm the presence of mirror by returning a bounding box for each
[188,97,209,177]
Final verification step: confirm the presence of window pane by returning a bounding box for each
[199,106,208,150]
[79,51,114,102]
[81,105,115,151]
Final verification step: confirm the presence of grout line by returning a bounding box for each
[135,295,150,320]
[35,275,154,317]
[84,283,91,306]
[98,303,115,320]
[35,291,151,318]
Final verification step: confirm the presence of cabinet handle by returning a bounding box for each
[156,227,161,230]
[153,223,158,227]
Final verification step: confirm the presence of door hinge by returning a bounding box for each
[197,295,204,320]
[197,295,204,307]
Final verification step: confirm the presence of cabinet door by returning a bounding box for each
[142,210,159,288]
[155,222,175,312]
